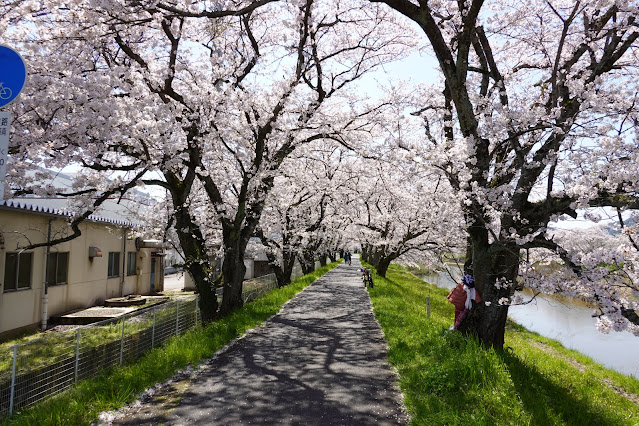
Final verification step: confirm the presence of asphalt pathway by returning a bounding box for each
[106,258,408,425]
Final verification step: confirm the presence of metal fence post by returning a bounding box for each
[195,294,199,326]
[175,299,180,336]
[152,305,156,349]
[427,296,431,318]
[74,329,80,383]
[119,316,126,366]
[9,345,17,416]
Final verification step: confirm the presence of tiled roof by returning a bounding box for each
[0,199,135,227]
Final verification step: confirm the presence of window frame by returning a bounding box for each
[47,252,69,286]
[126,251,137,276]
[107,252,120,278]
[4,252,33,292]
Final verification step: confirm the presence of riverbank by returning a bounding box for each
[419,269,639,377]
[368,264,639,425]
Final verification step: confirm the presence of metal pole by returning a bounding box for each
[41,219,53,331]
[9,345,17,415]
[195,294,199,326]
[120,227,126,297]
[427,296,431,318]
[119,317,126,366]
[175,299,180,336]
[152,305,156,349]
[74,329,80,383]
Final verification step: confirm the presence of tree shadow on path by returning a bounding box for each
[114,263,408,425]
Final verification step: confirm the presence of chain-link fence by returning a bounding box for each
[0,296,198,417]
[242,274,278,303]
[0,269,308,418]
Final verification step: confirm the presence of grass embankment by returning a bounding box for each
[368,264,639,426]
[3,261,341,425]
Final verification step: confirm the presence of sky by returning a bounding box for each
[356,47,440,97]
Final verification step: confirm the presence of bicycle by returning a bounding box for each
[0,83,12,100]
[360,267,374,288]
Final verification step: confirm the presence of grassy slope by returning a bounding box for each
[369,264,639,426]
[3,261,341,426]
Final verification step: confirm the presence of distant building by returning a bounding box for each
[0,199,165,340]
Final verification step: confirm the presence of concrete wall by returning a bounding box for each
[0,209,162,338]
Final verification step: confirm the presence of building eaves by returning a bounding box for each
[0,199,135,228]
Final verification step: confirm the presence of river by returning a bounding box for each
[422,272,639,378]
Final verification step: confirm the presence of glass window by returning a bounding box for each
[108,252,120,278]
[126,252,137,276]
[4,252,33,291]
[47,252,69,286]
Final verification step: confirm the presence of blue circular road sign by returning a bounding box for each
[0,45,27,108]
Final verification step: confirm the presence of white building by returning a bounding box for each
[0,196,164,339]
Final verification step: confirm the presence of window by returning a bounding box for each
[47,252,69,286]
[4,252,33,291]
[126,252,137,276]
[108,252,120,278]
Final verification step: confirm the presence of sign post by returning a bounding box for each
[0,45,27,199]
[0,112,9,199]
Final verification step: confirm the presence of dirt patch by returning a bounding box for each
[602,378,639,406]
[529,341,639,406]
[529,340,586,372]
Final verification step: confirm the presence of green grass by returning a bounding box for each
[2,261,341,425]
[0,297,196,377]
[0,293,189,349]
[367,263,639,426]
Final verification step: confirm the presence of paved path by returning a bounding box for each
[162,272,185,291]
[106,259,408,425]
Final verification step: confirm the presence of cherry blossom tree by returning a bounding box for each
[370,0,639,347]
[352,155,464,276]
[520,210,639,336]
[256,143,354,285]
[3,0,413,320]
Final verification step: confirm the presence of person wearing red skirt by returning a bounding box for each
[446,274,481,329]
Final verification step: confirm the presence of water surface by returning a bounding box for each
[422,272,639,377]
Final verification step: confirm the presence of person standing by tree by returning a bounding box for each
[447,275,481,330]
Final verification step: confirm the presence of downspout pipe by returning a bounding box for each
[41,219,52,331]
[121,227,127,296]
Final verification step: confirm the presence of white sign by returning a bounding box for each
[0,111,10,199]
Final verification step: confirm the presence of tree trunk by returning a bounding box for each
[327,251,336,263]
[371,246,383,268]
[175,232,217,323]
[319,254,327,267]
[299,250,316,275]
[375,254,396,278]
[168,178,218,323]
[185,263,218,324]
[219,237,247,317]
[269,249,296,288]
[361,244,370,263]
[281,253,296,286]
[458,225,519,349]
